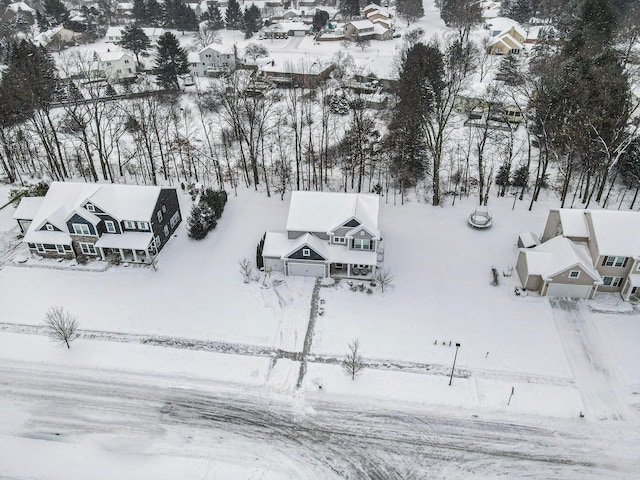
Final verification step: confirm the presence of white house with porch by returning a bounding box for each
[262,191,382,278]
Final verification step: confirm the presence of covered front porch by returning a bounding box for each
[329,262,376,279]
[95,232,156,264]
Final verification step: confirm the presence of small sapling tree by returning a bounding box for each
[239,258,253,283]
[44,306,79,349]
[373,269,394,293]
[187,204,207,240]
[342,338,364,380]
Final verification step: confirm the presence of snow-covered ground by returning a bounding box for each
[1,183,639,478]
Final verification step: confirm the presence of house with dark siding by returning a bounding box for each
[262,191,382,278]
[19,182,181,263]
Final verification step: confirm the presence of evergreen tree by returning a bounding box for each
[42,0,69,25]
[501,0,537,24]
[243,4,261,38]
[225,0,243,29]
[117,24,151,65]
[154,32,190,90]
[206,5,225,30]
[339,0,360,19]
[511,164,528,188]
[312,10,329,32]
[146,0,165,26]
[495,54,524,85]
[396,0,424,26]
[35,10,49,31]
[132,0,147,24]
[187,204,207,239]
[164,0,199,32]
[0,40,58,128]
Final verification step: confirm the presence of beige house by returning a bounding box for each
[516,209,640,299]
[96,50,136,82]
[487,30,524,55]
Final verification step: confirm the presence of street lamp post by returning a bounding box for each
[448,342,461,386]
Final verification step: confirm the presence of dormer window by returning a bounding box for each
[46,224,54,231]
[124,221,136,229]
[86,204,95,212]
[302,248,310,257]
[334,236,345,244]
[137,221,149,231]
[360,230,365,236]
[569,271,580,279]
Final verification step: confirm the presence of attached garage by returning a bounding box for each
[263,257,284,273]
[286,261,326,277]
[546,283,593,299]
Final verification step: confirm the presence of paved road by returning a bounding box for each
[1,359,638,479]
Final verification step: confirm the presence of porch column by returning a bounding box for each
[621,279,631,301]
[119,248,125,261]
[144,249,150,261]
[347,264,351,276]
[99,247,105,260]
[133,250,139,262]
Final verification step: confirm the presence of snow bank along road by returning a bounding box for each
[1,359,639,479]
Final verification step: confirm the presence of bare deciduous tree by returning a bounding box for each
[239,258,253,283]
[373,269,394,293]
[343,338,364,380]
[43,306,79,349]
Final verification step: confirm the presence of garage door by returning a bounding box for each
[547,283,592,298]
[287,261,326,277]
[264,257,284,273]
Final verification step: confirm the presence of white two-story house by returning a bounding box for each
[189,43,236,77]
[262,191,382,277]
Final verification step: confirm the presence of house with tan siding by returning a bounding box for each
[517,209,640,299]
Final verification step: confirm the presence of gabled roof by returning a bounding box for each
[12,196,45,221]
[96,49,134,63]
[486,17,526,39]
[488,32,523,50]
[347,19,376,31]
[283,233,328,259]
[286,191,380,236]
[554,208,590,238]
[200,43,235,55]
[87,183,164,220]
[29,182,101,232]
[588,210,640,257]
[521,236,601,282]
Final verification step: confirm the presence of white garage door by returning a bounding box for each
[264,257,284,273]
[287,261,326,277]
[547,283,592,299]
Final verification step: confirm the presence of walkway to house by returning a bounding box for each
[550,298,636,422]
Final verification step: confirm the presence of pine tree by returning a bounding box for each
[243,4,261,38]
[312,9,329,32]
[206,5,225,30]
[132,0,147,24]
[339,0,360,19]
[396,0,424,26]
[118,24,151,65]
[154,32,190,90]
[42,0,69,25]
[225,0,243,30]
[187,204,207,239]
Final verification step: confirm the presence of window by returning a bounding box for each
[56,244,65,254]
[154,235,161,248]
[157,211,163,222]
[302,248,310,257]
[510,48,520,54]
[353,238,371,250]
[124,59,129,63]
[72,223,91,235]
[569,271,580,279]
[161,205,166,213]
[603,276,623,287]
[603,256,627,267]
[124,221,136,229]
[79,242,96,255]
[163,225,169,237]
[105,220,116,233]
[85,204,95,212]
[360,230,365,237]
[334,236,345,244]
[137,221,149,231]
[46,224,54,231]
[36,243,45,253]
[170,211,180,228]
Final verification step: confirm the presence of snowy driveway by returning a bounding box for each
[550,298,636,421]
[1,359,638,480]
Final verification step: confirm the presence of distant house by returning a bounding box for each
[189,43,236,77]
[344,19,391,41]
[363,3,392,29]
[105,26,166,44]
[516,209,640,300]
[262,191,382,278]
[259,58,335,88]
[96,50,136,82]
[485,18,527,55]
[19,182,181,264]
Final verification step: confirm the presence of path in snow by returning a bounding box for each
[551,298,636,422]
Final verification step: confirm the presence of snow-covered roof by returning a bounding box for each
[12,197,45,220]
[29,182,101,232]
[6,2,35,13]
[95,232,153,250]
[518,231,540,248]
[88,184,165,221]
[555,209,590,238]
[260,57,333,75]
[373,23,390,34]
[96,49,133,62]
[486,17,526,39]
[117,2,134,9]
[522,236,601,281]
[23,229,72,245]
[286,191,379,236]
[200,43,235,55]
[347,20,376,30]
[488,32,523,50]
[588,210,640,257]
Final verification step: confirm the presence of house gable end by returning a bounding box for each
[67,213,97,236]
[39,222,62,232]
[286,244,326,261]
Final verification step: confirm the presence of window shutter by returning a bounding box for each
[623,257,628,268]
[601,257,607,266]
